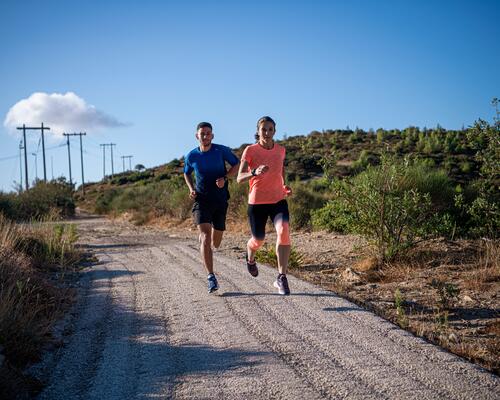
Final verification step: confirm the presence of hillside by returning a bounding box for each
[80,125,484,195]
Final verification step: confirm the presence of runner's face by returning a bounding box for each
[196,127,213,146]
[258,121,275,143]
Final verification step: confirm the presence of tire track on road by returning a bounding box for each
[176,242,499,400]
[146,245,323,400]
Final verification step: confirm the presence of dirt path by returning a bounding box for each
[34,216,498,399]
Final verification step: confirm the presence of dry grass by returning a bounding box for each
[0,213,82,397]
[463,240,500,291]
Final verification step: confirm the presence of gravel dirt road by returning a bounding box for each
[34,215,499,399]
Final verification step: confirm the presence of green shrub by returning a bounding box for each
[228,180,248,220]
[312,157,454,260]
[288,184,327,230]
[459,105,500,238]
[94,188,121,214]
[0,179,75,221]
[460,161,472,173]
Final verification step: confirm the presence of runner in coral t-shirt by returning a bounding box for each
[237,116,293,295]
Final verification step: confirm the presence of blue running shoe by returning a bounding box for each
[207,273,219,293]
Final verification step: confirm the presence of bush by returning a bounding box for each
[228,180,248,220]
[312,157,455,261]
[0,179,75,221]
[459,105,500,238]
[288,184,327,229]
[94,188,121,214]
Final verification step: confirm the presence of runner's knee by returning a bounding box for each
[276,221,290,245]
[248,237,265,251]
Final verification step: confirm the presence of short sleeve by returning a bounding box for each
[183,154,193,174]
[241,146,251,164]
[222,145,239,166]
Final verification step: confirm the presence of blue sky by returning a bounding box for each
[1,0,499,191]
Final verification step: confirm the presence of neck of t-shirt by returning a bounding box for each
[199,143,212,152]
[258,140,274,150]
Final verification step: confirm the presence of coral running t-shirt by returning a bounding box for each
[241,143,286,205]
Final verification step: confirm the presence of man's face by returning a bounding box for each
[196,127,213,147]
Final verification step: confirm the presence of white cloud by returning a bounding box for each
[3,92,128,138]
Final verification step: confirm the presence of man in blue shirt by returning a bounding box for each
[183,122,239,293]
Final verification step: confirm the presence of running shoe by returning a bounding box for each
[207,273,219,293]
[273,274,290,295]
[246,253,259,277]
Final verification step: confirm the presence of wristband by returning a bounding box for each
[251,168,257,176]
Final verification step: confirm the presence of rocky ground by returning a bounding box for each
[148,216,500,376]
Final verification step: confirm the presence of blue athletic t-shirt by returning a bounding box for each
[184,144,239,202]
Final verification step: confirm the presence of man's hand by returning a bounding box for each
[215,176,227,188]
[284,185,292,196]
[189,190,197,199]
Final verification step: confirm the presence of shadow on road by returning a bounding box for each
[220,291,342,299]
[39,280,269,398]
[322,306,368,313]
[82,243,150,250]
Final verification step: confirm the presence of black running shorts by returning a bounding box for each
[192,199,228,231]
[247,199,290,240]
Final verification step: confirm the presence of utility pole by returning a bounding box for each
[110,143,116,176]
[63,132,87,191]
[40,123,48,181]
[100,144,107,178]
[32,152,38,180]
[100,143,116,179]
[63,132,86,193]
[63,133,73,185]
[16,124,29,190]
[19,141,24,191]
[51,156,54,180]
[121,155,133,172]
[79,133,86,194]
[16,123,50,186]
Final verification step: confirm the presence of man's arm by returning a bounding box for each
[226,162,240,178]
[183,173,197,199]
[215,162,239,188]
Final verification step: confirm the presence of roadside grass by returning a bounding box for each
[255,245,305,270]
[463,239,500,291]
[0,213,82,397]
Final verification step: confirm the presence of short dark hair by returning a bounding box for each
[255,116,276,141]
[196,122,212,131]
